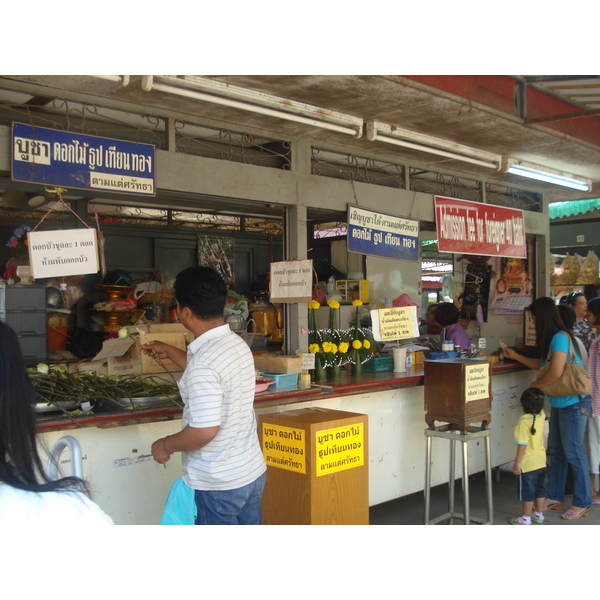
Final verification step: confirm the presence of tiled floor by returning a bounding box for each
[369,466,600,525]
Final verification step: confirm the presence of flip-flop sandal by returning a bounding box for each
[561,507,590,520]
[541,501,563,512]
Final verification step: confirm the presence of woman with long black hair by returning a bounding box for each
[501,297,592,520]
[0,321,113,525]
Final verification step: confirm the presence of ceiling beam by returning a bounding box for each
[525,107,600,125]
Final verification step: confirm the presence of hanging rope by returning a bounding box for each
[31,187,91,231]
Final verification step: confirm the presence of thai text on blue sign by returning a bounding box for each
[347,205,420,261]
[11,123,155,196]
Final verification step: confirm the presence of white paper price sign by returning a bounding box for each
[370,306,419,342]
[269,259,313,303]
[301,352,315,370]
[28,228,100,278]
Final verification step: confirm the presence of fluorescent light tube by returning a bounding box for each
[503,159,591,191]
[142,76,362,137]
[366,121,501,170]
[373,133,500,169]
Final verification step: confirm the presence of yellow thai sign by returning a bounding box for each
[371,306,419,342]
[261,423,306,473]
[315,423,365,476]
[464,363,490,402]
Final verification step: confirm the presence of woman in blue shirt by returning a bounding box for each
[501,297,592,520]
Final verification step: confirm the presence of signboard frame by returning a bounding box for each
[347,204,420,262]
[12,122,156,196]
[434,195,526,258]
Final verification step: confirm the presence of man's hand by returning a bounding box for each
[152,437,172,464]
[142,341,187,370]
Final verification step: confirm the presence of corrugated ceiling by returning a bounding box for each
[536,77,600,110]
[549,197,600,219]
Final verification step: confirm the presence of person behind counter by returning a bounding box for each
[500,297,592,520]
[425,302,442,335]
[0,321,113,526]
[434,302,471,350]
[144,266,266,525]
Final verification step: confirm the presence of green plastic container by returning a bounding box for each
[363,355,394,372]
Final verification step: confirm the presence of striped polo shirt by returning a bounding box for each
[178,324,266,491]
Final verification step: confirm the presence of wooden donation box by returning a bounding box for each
[424,359,492,433]
[258,408,369,525]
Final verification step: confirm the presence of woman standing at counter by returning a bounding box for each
[435,302,471,350]
[0,322,113,525]
[501,297,592,520]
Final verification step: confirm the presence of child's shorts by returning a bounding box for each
[517,466,547,502]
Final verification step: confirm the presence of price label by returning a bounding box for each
[301,353,315,370]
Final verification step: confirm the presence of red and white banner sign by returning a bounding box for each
[434,196,526,258]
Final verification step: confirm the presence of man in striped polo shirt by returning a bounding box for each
[147,266,266,524]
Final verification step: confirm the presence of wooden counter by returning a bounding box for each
[35,359,532,524]
[36,361,526,433]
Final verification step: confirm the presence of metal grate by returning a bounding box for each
[311,148,405,188]
[485,183,543,213]
[409,168,482,202]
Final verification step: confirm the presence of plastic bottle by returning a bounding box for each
[326,276,336,297]
[299,371,311,389]
[441,340,454,352]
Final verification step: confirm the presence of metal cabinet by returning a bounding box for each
[0,283,46,362]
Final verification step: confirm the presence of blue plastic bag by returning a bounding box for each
[160,477,197,525]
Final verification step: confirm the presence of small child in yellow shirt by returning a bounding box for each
[510,387,547,525]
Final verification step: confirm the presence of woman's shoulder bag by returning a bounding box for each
[537,337,591,397]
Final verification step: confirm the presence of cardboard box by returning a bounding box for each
[407,351,424,365]
[334,279,369,303]
[87,337,142,376]
[148,323,194,344]
[75,359,107,376]
[253,353,302,374]
[139,332,187,374]
[74,325,189,377]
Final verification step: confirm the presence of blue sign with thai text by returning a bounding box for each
[347,204,420,262]
[11,122,155,196]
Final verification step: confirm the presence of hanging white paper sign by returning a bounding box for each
[27,228,100,279]
[269,259,313,303]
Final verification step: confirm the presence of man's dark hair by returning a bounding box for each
[174,266,227,320]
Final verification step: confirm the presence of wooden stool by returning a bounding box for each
[424,425,493,525]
